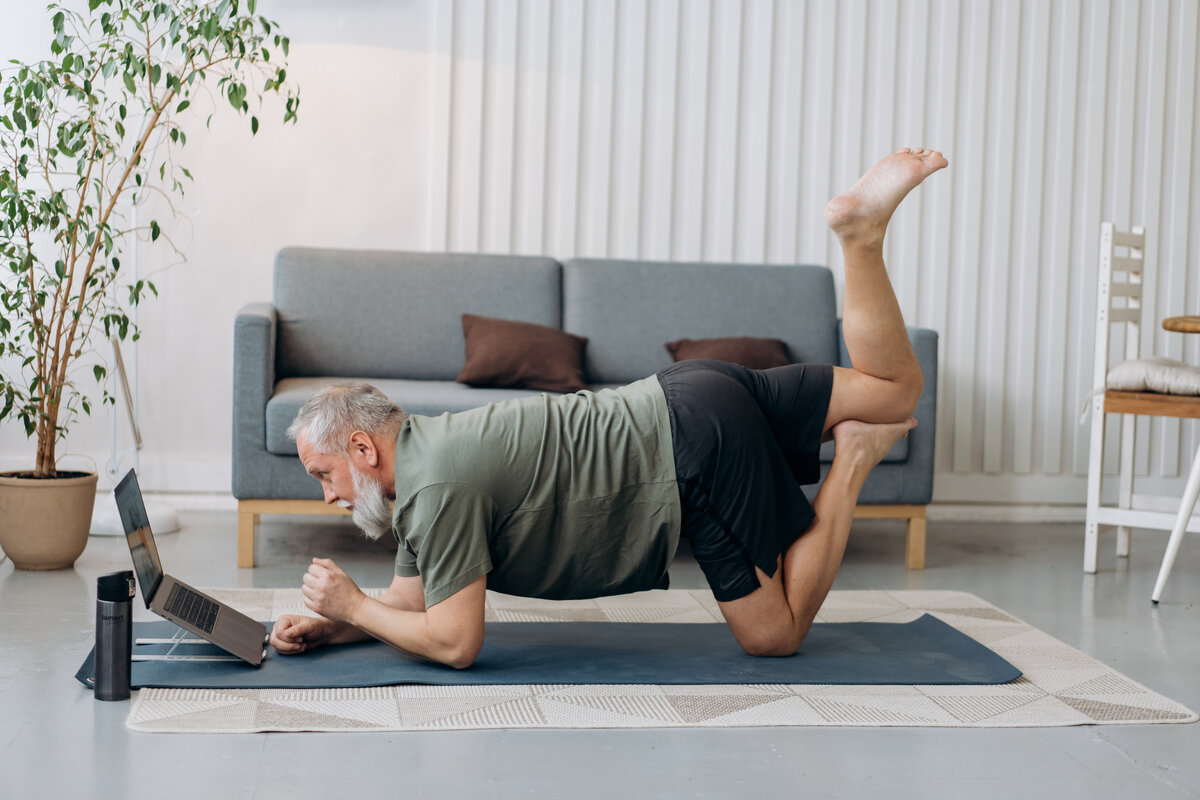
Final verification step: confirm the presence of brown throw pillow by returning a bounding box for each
[457,314,588,393]
[665,336,791,369]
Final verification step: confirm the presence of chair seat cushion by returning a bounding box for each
[1107,357,1200,396]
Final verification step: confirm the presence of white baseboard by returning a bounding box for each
[925,504,1086,523]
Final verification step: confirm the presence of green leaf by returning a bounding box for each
[176,99,190,113]
[93,364,106,382]
[123,72,136,94]
[150,219,160,241]
[250,115,258,134]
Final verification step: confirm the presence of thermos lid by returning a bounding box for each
[97,570,135,603]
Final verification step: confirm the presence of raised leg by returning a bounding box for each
[823,148,948,433]
[717,149,944,655]
[1151,442,1200,604]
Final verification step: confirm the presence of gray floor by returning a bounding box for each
[2,511,1198,800]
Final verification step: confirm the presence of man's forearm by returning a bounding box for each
[324,619,372,645]
[349,597,476,668]
[322,588,426,646]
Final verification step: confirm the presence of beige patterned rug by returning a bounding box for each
[126,588,1197,732]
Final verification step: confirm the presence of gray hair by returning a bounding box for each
[287,383,406,455]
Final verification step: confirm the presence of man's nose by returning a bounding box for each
[323,485,337,504]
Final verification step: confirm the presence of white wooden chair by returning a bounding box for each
[1084,223,1200,603]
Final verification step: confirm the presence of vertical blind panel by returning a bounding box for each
[424,0,1200,497]
[1010,0,1050,477]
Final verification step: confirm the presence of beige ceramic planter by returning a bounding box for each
[0,471,98,570]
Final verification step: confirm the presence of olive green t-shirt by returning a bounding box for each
[391,377,680,607]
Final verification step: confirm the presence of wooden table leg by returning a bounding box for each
[1151,443,1200,604]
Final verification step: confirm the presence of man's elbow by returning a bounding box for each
[429,626,482,670]
[442,638,482,670]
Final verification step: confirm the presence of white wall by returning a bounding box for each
[1,0,1197,505]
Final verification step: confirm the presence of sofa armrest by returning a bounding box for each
[232,303,277,498]
[837,321,939,505]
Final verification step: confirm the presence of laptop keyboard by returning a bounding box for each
[165,584,219,634]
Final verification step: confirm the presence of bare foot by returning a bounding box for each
[831,417,918,472]
[824,148,948,248]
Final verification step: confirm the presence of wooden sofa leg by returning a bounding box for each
[905,514,927,570]
[852,504,928,569]
[236,500,352,568]
[238,506,258,568]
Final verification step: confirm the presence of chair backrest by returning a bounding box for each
[1093,222,1146,390]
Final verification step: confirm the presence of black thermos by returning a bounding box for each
[95,570,135,701]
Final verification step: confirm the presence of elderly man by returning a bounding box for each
[270,148,947,668]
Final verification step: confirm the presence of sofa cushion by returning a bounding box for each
[563,260,839,384]
[665,336,790,369]
[266,377,550,455]
[273,249,562,381]
[457,314,588,393]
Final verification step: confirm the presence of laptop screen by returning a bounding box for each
[114,470,164,607]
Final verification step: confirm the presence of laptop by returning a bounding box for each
[115,469,269,666]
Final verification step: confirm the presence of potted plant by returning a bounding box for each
[0,0,298,569]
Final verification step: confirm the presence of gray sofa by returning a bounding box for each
[233,248,938,569]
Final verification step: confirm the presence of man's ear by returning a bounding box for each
[347,431,380,469]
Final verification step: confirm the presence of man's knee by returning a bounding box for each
[897,371,923,417]
[828,367,922,427]
[735,623,806,658]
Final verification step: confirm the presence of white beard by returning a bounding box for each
[342,466,392,541]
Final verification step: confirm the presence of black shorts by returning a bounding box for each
[656,359,834,603]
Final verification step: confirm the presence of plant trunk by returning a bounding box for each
[35,405,58,478]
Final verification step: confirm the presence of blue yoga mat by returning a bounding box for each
[76,615,1020,689]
